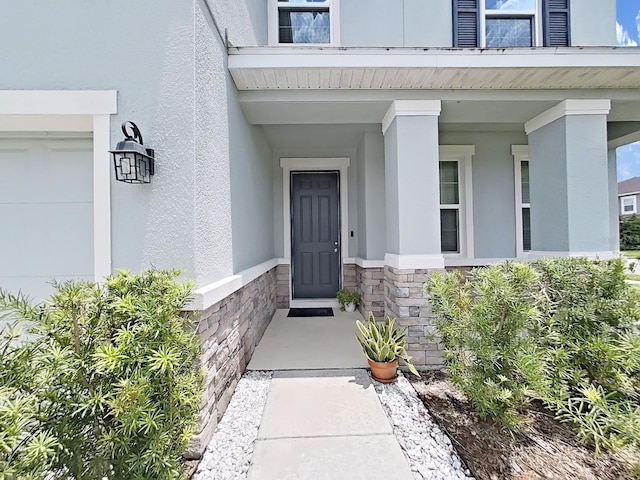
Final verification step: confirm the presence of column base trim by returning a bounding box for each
[385,253,445,270]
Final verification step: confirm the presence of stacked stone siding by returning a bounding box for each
[343,263,357,291]
[384,266,442,368]
[185,267,277,459]
[276,264,290,309]
[355,265,385,319]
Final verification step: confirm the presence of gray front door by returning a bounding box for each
[291,172,340,299]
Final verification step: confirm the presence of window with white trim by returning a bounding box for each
[485,0,539,47]
[440,161,460,253]
[621,196,637,215]
[269,0,338,45]
[439,146,475,258]
[513,146,531,257]
[453,0,570,48]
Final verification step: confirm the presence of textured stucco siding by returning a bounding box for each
[440,130,529,259]
[0,0,199,280]
[0,0,275,287]
[228,82,274,273]
[571,0,616,47]
[340,0,452,47]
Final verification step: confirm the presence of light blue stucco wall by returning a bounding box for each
[228,83,274,272]
[529,119,570,251]
[268,124,360,260]
[340,0,404,47]
[529,115,611,253]
[0,0,200,280]
[571,0,616,47]
[355,131,386,260]
[337,0,611,48]
[608,149,620,252]
[362,132,387,259]
[385,116,441,256]
[440,130,528,259]
[340,0,452,47]
[0,0,274,287]
[404,0,452,48]
[356,137,367,258]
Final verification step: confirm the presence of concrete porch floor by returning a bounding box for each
[247,308,369,370]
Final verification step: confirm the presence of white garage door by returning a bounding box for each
[0,136,94,301]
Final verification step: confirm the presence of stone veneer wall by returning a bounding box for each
[185,267,277,459]
[276,264,290,309]
[343,263,357,291]
[355,265,385,319]
[384,266,442,368]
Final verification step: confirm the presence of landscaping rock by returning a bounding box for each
[373,373,474,480]
[194,371,272,480]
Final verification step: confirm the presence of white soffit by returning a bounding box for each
[227,47,640,91]
[524,99,611,134]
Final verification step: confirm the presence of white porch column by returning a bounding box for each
[525,99,613,259]
[382,100,443,269]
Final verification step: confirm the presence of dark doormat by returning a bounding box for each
[287,307,334,317]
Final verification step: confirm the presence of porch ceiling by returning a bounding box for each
[228,47,640,91]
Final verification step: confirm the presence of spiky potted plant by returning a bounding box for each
[355,312,419,383]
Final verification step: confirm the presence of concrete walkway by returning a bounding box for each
[247,369,414,480]
[247,309,368,370]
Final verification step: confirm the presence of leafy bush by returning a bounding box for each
[621,214,640,250]
[426,258,640,457]
[0,269,203,480]
[532,258,640,454]
[426,262,549,429]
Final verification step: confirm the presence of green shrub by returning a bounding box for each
[0,269,203,480]
[621,215,640,251]
[426,262,549,430]
[426,257,640,457]
[532,258,640,454]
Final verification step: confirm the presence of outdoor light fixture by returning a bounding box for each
[109,121,155,184]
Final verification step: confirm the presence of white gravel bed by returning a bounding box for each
[194,371,272,480]
[373,373,475,480]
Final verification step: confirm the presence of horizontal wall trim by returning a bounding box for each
[525,99,611,135]
[444,257,530,267]
[280,157,350,169]
[528,251,616,260]
[0,90,117,115]
[511,145,529,156]
[186,258,278,311]
[344,257,386,268]
[385,253,445,270]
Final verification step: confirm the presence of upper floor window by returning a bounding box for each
[269,0,339,46]
[621,196,637,215]
[453,0,570,48]
[485,0,537,47]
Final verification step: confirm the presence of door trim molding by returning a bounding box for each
[280,157,350,302]
[0,90,117,282]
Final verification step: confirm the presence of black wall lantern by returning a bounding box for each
[109,121,155,184]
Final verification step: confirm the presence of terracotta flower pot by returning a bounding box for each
[368,358,398,384]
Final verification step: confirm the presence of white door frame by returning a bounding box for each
[0,90,117,281]
[280,157,350,307]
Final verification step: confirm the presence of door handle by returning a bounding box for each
[334,241,339,246]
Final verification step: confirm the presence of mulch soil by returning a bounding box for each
[408,371,639,480]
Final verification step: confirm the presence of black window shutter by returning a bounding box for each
[453,0,480,48]
[543,0,571,47]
